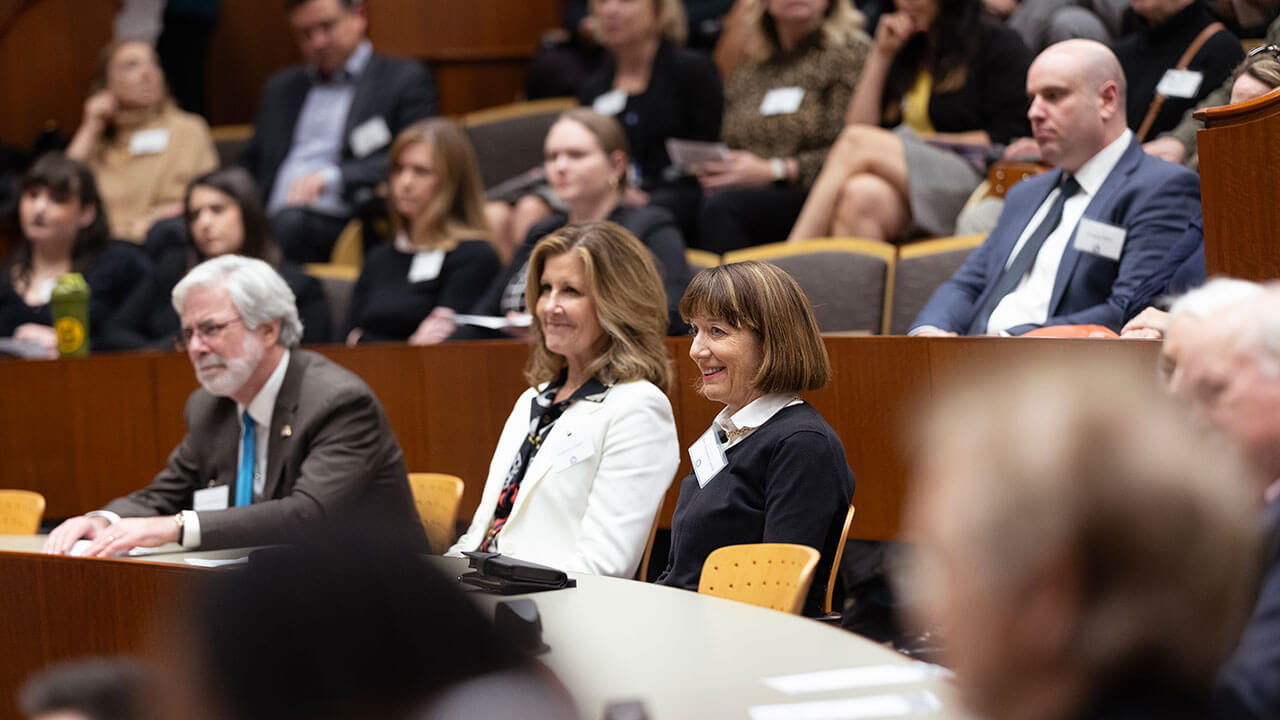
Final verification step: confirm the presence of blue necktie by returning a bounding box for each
[236,410,255,507]
[968,174,1082,335]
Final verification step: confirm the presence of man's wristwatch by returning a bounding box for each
[770,157,788,184]
[174,512,185,545]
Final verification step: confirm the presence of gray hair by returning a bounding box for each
[172,255,304,348]
[1168,277,1265,324]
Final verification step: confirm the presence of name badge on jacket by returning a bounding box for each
[551,438,596,473]
[759,87,805,116]
[689,427,727,488]
[592,89,627,117]
[130,128,170,155]
[1073,217,1126,261]
[194,484,230,512]
[350,116,392,158]
[1156,69,1203,99]
[408,249,445,282]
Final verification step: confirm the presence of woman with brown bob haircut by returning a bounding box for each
[344,119,499,345]
[448,221,680,579]
[656,261,855,615]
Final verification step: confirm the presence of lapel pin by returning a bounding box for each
[281,425,292,438]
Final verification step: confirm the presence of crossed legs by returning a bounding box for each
[787,125,911,244]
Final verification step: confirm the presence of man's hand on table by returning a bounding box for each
[43,515,180,557]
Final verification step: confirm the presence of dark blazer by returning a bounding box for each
[105,349,426,550]
[911,137,1201,335]
[1121,210,1205,323]
[238,51,437,206]
[1215,499,1280,720]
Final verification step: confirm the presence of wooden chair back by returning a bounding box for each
[823,503,856,616]
[636,495,665,581]
[698,543,820,614]
[0,490,45,534]
[407,473,464,554]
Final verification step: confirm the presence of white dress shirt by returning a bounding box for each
[985,129,1133,334]
[712,393,803,451]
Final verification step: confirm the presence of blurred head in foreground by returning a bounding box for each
[19,657,150,720]
[901,358,1261,720]
[174,525,575,720]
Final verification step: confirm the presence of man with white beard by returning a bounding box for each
[44,255,425,555]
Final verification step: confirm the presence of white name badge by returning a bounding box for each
[759,87,805,116]
[1073,217,1126,261]
[194,485,230,512]
[592,89,628,117]
[689,427,728,488]
[408,249,445,282]
[1156,69,1204,99]
[552,438,595,472]
[350,115,392,158]
[129,128,170,155]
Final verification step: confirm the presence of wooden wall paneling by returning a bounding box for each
[433,60,534,116]
[0,0,114,145]
[0,549,48,719]
[818,337,934,541]
[0,360,73,506]
[366,0,562,60]
[204,2,298,127]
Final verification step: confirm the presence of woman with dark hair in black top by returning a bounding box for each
[0,152,149,357]
[788,0,1032,243]
[656,261,855,616]
[100,166,331,350]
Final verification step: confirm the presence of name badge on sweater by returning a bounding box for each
[759,87,804,116]
[1156,69,1203,99]
[194,484,230,512]
[350,116,392,158]
[408,249,445,282]
[592,89,627,117]
[130,128,170,155]
[1073,217,1126,261]
[689,427,727,488]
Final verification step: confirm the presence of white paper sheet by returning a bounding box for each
[749,691,941,720]
[763,663,952,695]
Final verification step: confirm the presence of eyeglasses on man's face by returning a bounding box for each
[175,317,244,352]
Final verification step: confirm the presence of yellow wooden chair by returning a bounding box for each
[407,473,464,554]
[890,234,987,334]
[328,219,365,269]
[820,503,856,621]
[0,490,46,534]
[698,543,820,614]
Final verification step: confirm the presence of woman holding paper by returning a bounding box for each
[656,261,855,616]
[693,0,871,254]
[447,221,680,579]
[438,109,690,341]
[786,0,1032,244]
[66,39,217,243]
[343,119,500,345]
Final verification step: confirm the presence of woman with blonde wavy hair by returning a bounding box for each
[448,221,680,579]
[344,119,500,345]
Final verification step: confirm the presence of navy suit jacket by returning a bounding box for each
[1215,499,1280,720]
[239,51,437,207]
[1121,210,1206,323]
[911,137,1201,335]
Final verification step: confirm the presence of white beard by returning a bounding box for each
[194,332,264,398]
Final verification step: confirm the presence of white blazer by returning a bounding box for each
[447,379,680,578]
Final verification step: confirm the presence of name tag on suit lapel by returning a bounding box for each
[350,116,392,158]
[551,437,595,473]
[759,87,805,116]
[1073,217,1126,261]
[130,128,170,155]
[194,484,230,512]
[592,89,627,117]
[1157,69,1203,99]
[689,428,727,488]
[408,249,445,282]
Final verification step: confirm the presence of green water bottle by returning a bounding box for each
[50,272,90,357]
